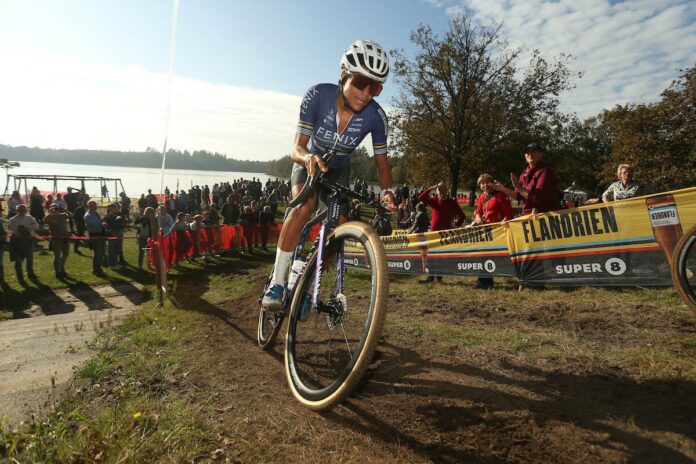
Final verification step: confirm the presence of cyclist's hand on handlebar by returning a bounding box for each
[305,154,328,177]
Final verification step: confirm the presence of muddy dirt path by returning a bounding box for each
[0,283,146,425]
[178,275,696,464]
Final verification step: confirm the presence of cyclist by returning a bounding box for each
[262,39,397,312]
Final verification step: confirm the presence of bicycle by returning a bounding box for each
[257,163,389,410]
[671,224,696,309]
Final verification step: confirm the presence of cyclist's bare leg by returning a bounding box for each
[266,180,350,298]
[265,184,319,292]
[263,184,318,309]
[277,184,318,252]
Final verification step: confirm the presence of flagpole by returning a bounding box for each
[160,0,180,198]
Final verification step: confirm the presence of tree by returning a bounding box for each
[390,12,578,194]
[265,155,294,178]
[602,65,696,193]
[535,112,612,195]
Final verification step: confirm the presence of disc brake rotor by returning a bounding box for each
[326,293,348,329]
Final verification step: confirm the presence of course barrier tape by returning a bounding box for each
[34,235,136,240]
[149,223,297,272]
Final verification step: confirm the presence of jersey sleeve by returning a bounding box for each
[417,187,436,207]
[601,183,612,202]
[371,107,389,156]
[297,85,320,137]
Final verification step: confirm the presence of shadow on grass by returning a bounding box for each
[1,267,154,318]
[325,340,696,463]
[1,276,79,318]
[111,280,149,306]
[1,278,44,318]
[28,279,78,315]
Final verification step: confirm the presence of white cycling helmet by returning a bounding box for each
[340,40,389,83]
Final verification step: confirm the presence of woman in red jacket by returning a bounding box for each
[472,173,514,289]
[472,174,514,225]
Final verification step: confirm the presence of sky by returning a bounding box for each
[0,0,694,162]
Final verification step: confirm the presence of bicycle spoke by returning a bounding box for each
[340,324,353,360]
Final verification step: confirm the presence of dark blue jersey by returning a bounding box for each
[297,83,388,169]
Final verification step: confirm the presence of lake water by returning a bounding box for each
[2,161,279,198]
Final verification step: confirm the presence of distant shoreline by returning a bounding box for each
[7,159,268,175]
[0,144,270,174]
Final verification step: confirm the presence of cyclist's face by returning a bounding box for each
[342,73,377,112]
[350,73,383,96]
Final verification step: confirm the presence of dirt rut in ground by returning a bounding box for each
[177,275,696,464]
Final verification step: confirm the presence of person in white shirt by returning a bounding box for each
[8,204,39,280]
[52,193,68,210]
[602,164,643,202]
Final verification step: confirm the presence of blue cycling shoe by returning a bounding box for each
[262,284,284,312]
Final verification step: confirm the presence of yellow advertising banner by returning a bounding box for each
[345,187,695,286]
[505,187,696,285]
[377,223,515,276]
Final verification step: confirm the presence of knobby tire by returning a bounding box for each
[284,221,388,410]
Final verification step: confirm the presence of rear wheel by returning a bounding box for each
[284,221,388,410]
[671,224,696,309]
[257,274,285,349]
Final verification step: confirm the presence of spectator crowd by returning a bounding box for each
[0,145,644,288]
[0,177,290,282]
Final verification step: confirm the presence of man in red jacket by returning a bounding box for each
[418,182,466,231]
[417,181,466,282]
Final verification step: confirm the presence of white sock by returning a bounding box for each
[271,248,293,287]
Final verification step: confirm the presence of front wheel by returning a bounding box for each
[284,221,388,410]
